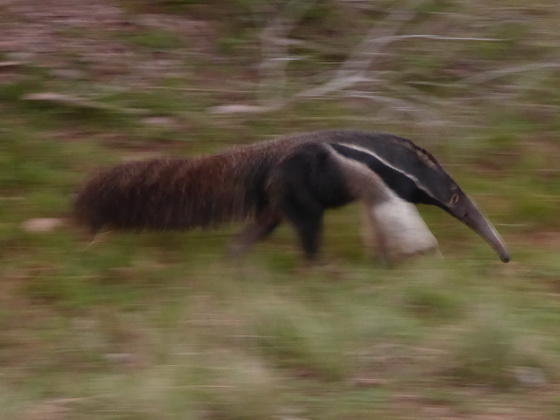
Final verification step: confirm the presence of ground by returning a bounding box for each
[1,1,560,419]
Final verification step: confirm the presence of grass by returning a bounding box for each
[121,30,185,51]
[2,232,560,418]
[2,120,559,419]
[1,1,560,419]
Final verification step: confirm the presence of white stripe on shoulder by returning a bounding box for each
[331,142,438,202]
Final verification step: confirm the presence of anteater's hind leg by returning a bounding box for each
[226,211,282,258]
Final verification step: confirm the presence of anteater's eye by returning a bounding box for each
[449,193,459,206]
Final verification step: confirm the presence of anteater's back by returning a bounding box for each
[74,150,272,232]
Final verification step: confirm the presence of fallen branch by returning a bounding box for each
[460,61,560,84]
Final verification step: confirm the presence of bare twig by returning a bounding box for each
[257,0,318,105]
[460,61,560,84]
[297,0,431,99]
[211,0,508,117]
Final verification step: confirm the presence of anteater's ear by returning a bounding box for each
[362,194,439,263]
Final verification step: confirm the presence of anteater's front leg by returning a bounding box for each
[362,195,439,264]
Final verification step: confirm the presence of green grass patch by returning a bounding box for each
[121,30,185,50]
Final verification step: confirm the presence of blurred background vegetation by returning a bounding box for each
[1,0,560,418]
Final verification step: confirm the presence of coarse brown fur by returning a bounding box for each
[76,154,262,232]
[75,134,315,232]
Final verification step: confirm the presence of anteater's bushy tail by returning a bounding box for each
[74,153,266,233]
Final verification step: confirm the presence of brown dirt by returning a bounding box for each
[1,0,216,87]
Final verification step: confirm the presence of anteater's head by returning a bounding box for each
[329,133,510,263]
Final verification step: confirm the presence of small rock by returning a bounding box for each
[209,103,279,114]
[5,51,35,62]
[0,61,26,70]
[21,218,65,233]
[50,68,86,80]
[352,378,387,387]
[514,366,547,387]
[104,352,144,368]
[142,116,178,128]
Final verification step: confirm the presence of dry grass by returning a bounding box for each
[1,1,560,419]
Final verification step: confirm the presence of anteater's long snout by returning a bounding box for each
[452,194,510,263]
